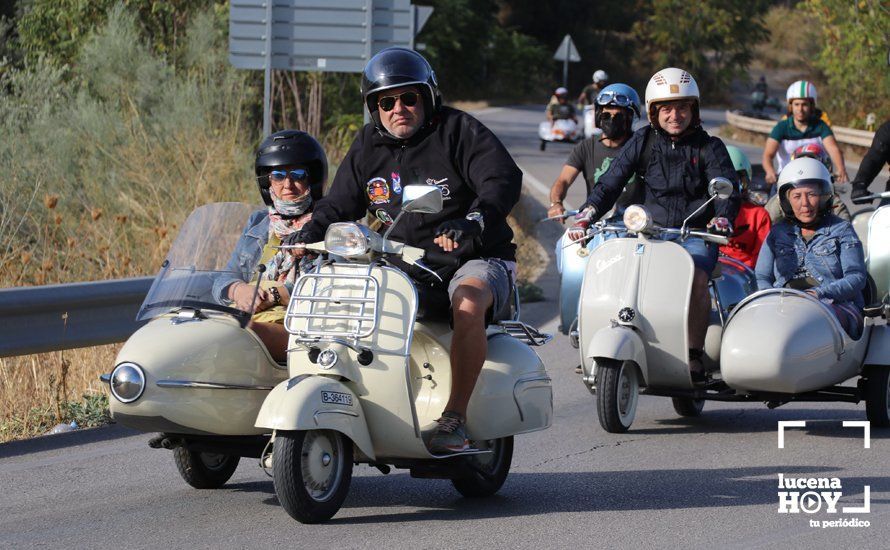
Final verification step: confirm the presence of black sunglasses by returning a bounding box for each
[378,91,419,112]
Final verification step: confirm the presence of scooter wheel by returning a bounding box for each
[173,448,240,489]
[539,140,546,151]
[671,397,705,417]
[596,359,640,433]
[452,436,513,498]
[273,430,353,523]
[864,365,890,427]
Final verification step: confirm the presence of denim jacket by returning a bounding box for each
[754,214,866,308]
[211,209,270,304]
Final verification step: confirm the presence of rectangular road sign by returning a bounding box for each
[229,0,430,73]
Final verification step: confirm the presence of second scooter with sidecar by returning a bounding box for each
[576,179,890,433]
[257,185,553,523]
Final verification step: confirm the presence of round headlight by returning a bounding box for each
[623,205,653,233]
[317,348,338,369]
[325,223,371,257]
[110,362,145,403]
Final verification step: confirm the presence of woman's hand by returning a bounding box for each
[228,281,277,312]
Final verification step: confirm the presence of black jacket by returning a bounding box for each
[301,106,522,262]
[852,119,890,190]
[585,126,740,228]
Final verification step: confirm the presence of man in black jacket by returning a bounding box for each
[851,119,890,204]
[289,47,523,453]
[570,67,740,384]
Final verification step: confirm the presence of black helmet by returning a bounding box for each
[361,47,441,132]
[254,130,328,205]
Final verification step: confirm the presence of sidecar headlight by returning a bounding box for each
[325,223,379,257]
[623,205,653,233]
[109,362,145,403]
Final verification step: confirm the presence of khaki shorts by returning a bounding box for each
[447,258,516,318]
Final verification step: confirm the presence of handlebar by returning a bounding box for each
[852,191,890,204]
[424,248,461,267]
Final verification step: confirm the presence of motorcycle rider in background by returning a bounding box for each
[850,119,890,204]
[578,69,610,107]
[762,80,848,186]
[719,146,771,269]
[569,67,740,383]
[547,87,578,126]
[548,84,642,222]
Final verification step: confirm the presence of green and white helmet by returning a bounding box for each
[725,145,752,186]
[786,80,817,104]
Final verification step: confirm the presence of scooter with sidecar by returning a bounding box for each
[576,180,890,433]
[101,202,289,489]
[258,185,553,523]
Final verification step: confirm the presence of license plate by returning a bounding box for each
[321,391,353,406]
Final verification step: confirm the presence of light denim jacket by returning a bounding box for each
[212,209,270,304]
[754,214,866,308]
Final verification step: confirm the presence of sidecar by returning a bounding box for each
[538,119,581,151]
[101,203,287,488]
[720,289,890,425]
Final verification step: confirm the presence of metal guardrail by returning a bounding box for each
[724,110,876,148]
[0,277,153,358]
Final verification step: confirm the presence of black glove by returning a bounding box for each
[435,218,482,245]
[850,183,870,202]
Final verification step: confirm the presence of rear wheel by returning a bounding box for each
[672,397,705,417]
[452,436,513,498]
[173,448,239,489]
[864,366,890,427]
[596,359,639,433]
[273,430,353,523]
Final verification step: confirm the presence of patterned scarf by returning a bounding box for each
[265,193,313,284]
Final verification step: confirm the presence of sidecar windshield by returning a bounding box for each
[137,202,263,323]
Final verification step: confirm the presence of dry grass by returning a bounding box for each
[0,344,119,442]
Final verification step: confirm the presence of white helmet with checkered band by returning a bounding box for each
[644,67,700,123]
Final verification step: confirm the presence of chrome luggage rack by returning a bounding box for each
[498,320,552,346]
[284,268,380,340]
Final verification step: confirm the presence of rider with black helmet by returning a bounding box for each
[213,129,328,361]
[288,47,523,454]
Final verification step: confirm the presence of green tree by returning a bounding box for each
[805,0,889,126]
[631,0,770,100]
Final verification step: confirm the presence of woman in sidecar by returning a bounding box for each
[213,130,327,361]
[754,156,865,338]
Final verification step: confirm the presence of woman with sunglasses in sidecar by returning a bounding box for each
[754,156,866,338]
[213,130,328,361]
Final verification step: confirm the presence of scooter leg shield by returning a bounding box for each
[255,376,375,460]
[585,326,648,383]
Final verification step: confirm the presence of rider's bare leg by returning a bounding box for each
[247,321,289,362]
[688,268,711,371]
[445,278,494,417]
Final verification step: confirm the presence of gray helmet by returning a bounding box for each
[361,47,441,133]
[255,130,328,205]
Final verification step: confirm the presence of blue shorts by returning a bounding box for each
[664,235,718,274]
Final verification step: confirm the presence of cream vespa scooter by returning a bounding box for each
[257,185,553,523]
[851,190,890,300]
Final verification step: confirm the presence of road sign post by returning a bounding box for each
[229,0,433,136]
[553,34,581,90]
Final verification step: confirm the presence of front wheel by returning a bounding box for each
[273,430,353,523]
[596,359,640,433]
[452,436,513,498]
[672,397,705,417]
[173,448,240,489]
[864,366,890,427]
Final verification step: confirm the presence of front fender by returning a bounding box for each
[255,375,375,460]
[586,325,648,383]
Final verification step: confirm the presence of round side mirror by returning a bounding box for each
[708,177,735,200]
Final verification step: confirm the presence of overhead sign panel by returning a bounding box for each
[229,0,430,73]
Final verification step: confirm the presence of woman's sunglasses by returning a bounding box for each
[378,91,419,112]
[267,168,309,184]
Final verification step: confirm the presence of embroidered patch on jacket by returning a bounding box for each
[375,208,394,226]
[367,177,390,204]
[391,171,402,194]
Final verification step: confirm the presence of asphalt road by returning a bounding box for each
[1,106,887,549]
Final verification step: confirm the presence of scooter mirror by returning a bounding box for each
[402,185,444,214]
[708,177,735,200]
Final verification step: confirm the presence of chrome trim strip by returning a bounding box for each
[156,380,275,390]
[313,409,359,426]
